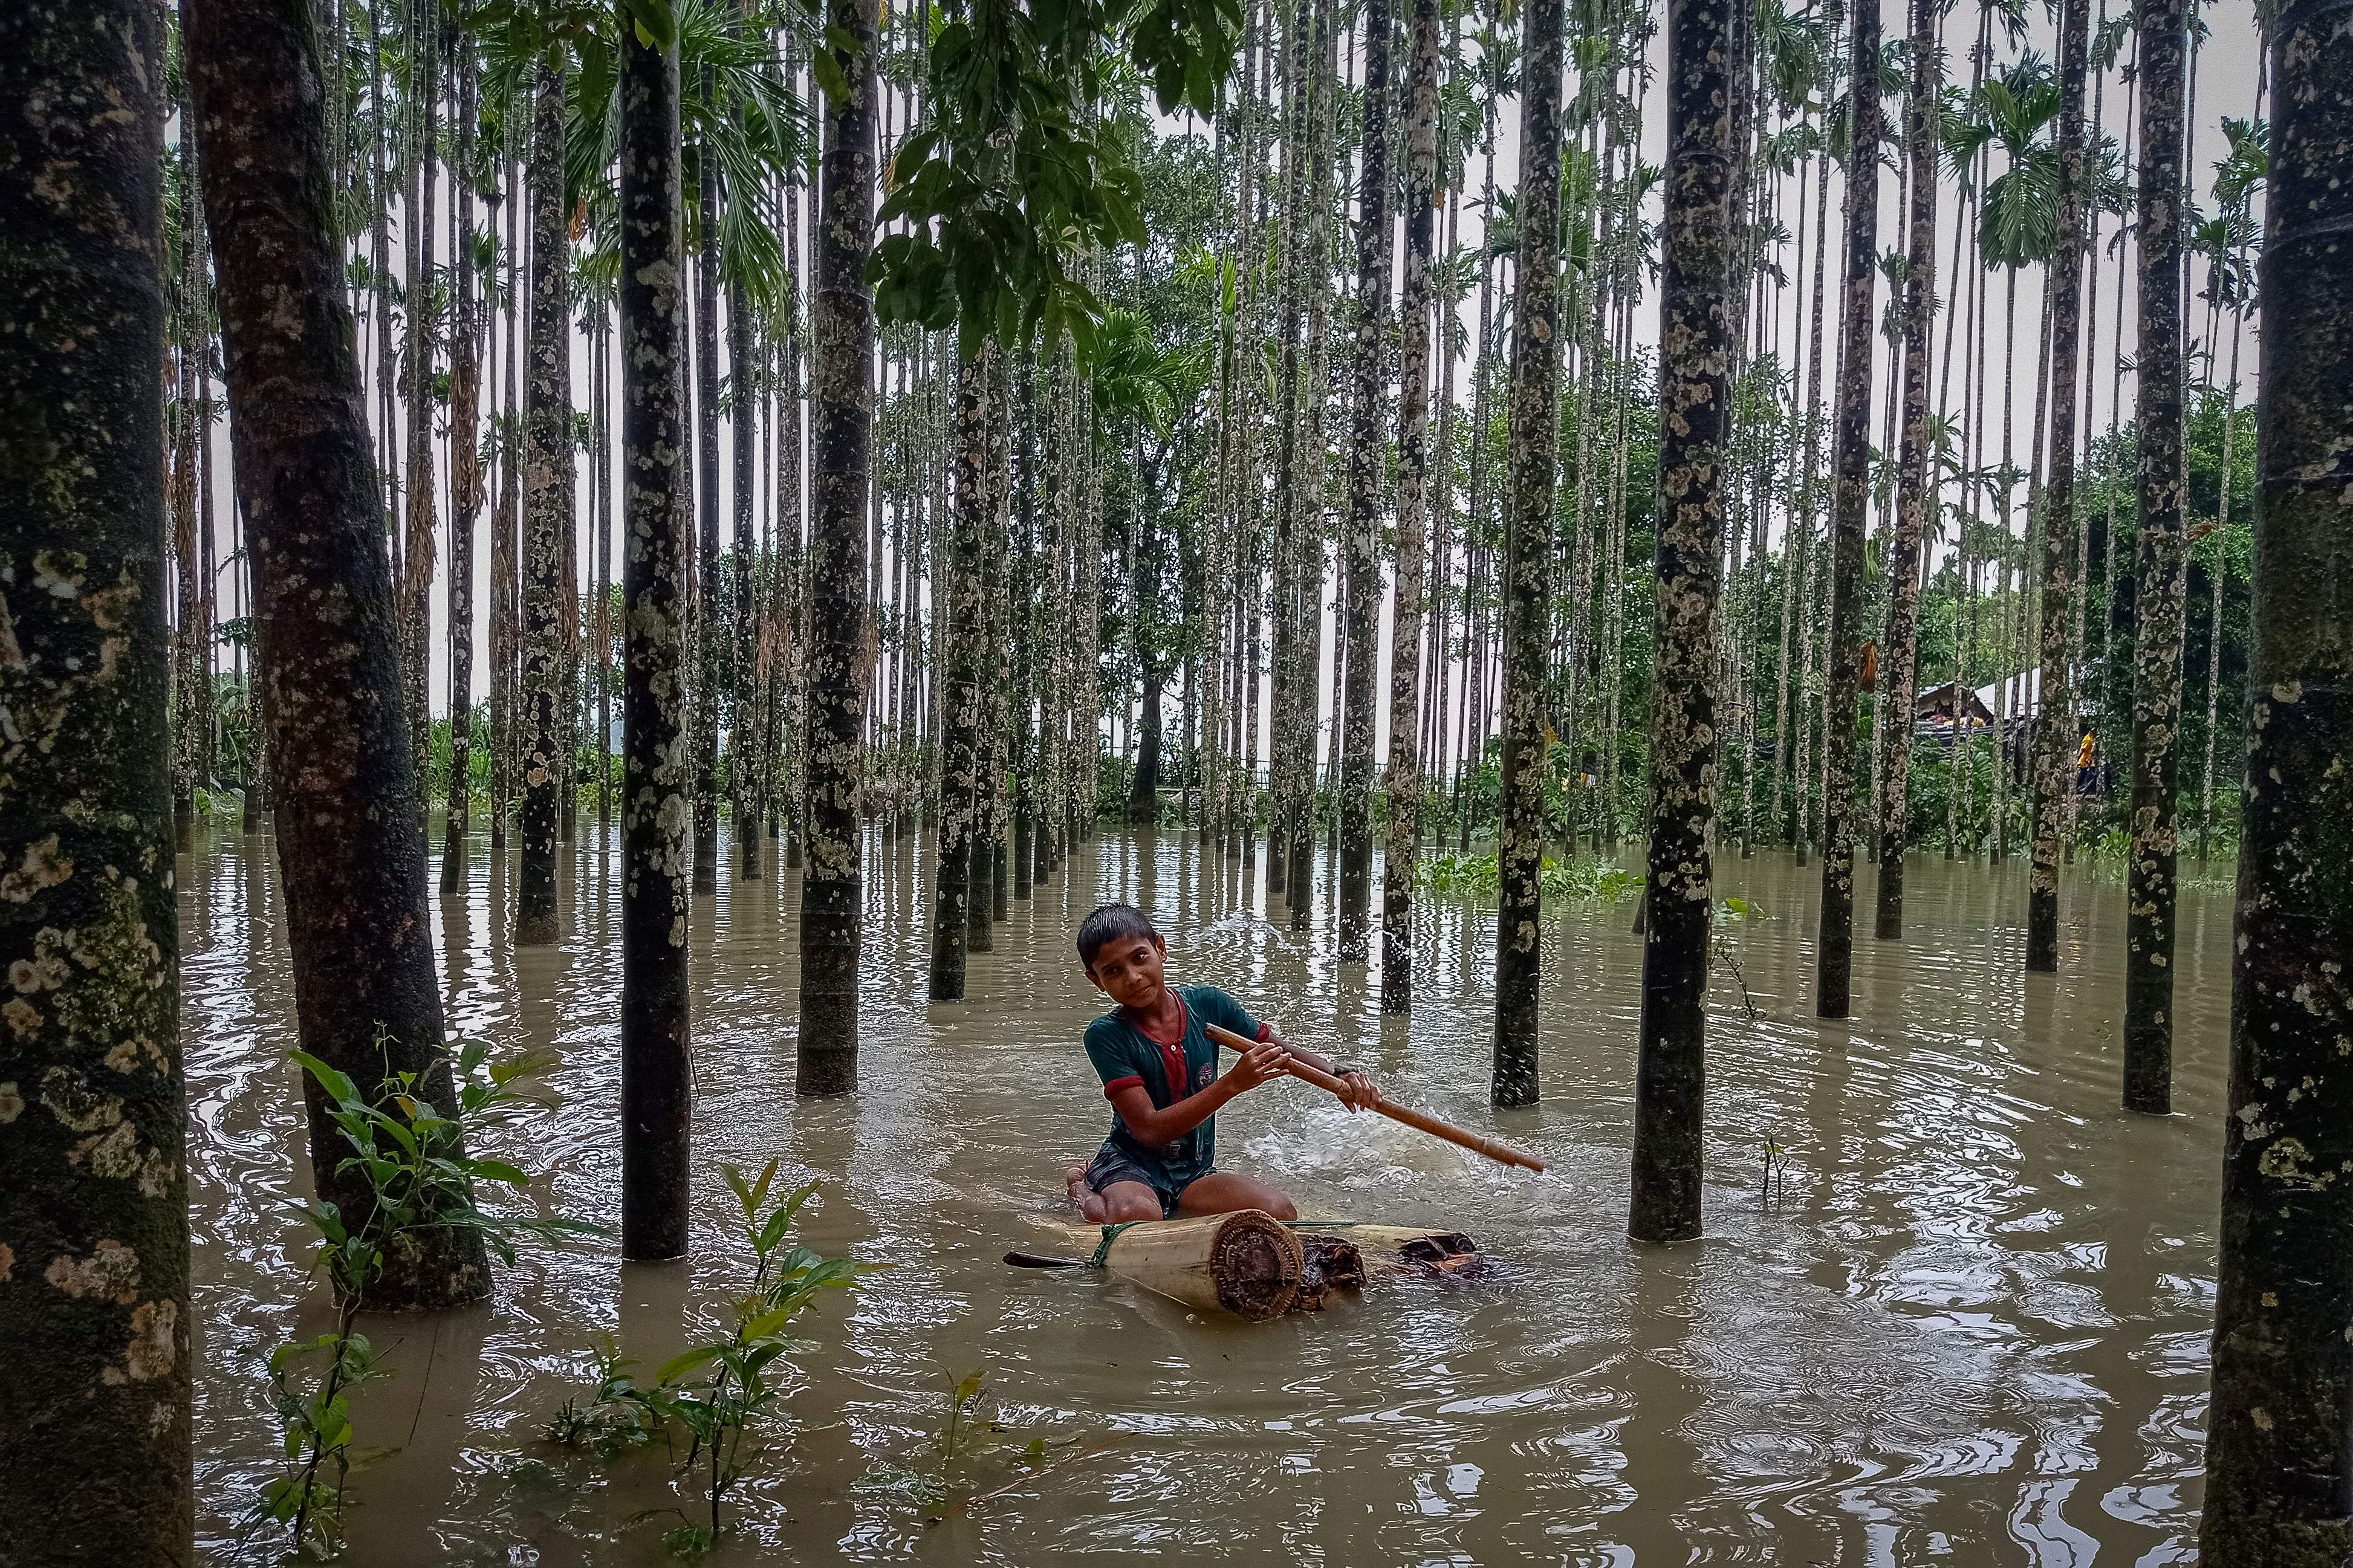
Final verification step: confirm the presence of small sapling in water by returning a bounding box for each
[856,1364,1082,1518]
[258,1036,594,1557]
[565,1161,877,1555]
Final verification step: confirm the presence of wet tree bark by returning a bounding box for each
[2025,0,2088,974]
[2201,7,2353,1551]
[516,58,569,947]
[1337,0,1395,967]
[2122,0,2186,1115]
[731,271,761,883]
[1871,0,1939,944]
[0,2,190,1552]
[692,129,721,895]
[1382,0,1439,1015]
[1814,0,1880,1020]
[1491,0,1563,1107]
[188,0,488,1309]
[1012,354,1038,899]
[797,0,875,1095]
[931,341,988,1001]
[617,16,693,1262]
[1629,0,1736,1247]
[400,8,438,827]
[442,43,481,899]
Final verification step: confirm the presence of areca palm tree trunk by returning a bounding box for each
[731,268,761,881]
[617,15,692,1260]
[1381,0,1439,1013]
[1265,0,1308,897]
[516,57,569,947]
[1791,48,1835,862]
[2200,7,2353,1549]
[797,0,878,1095]
[1871,0,1939,942]
[1491,0,1564,1108]
[170,137,204,852]
[2026,0,2091,973]
[1,4,190,1548]
[2122,0,2187,1115]
[189,0,489,1308]
[691,139,721,893]
[1631,0,1738,1245]
[2196,302,2245,869]
[401,0,438,824]
[1815,0,1880,1020]
[1337,0,1395,965]
[443,35,481,896]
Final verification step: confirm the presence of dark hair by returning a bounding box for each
[1076,903,1158,969]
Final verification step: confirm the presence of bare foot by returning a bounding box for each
[1066,1163,1109,1223]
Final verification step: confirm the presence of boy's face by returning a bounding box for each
[1085,932,1168,1011]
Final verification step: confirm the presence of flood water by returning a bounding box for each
[181,817,2236,1564]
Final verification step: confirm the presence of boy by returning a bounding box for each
[1064,903,1380,1224]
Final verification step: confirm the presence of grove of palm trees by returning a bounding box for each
[3,0,2345,1559]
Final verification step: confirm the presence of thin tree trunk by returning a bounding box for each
[731,267,761,880]
[1871,0,1939,942]
[1,2,190,1549]
[692,125,722,892]
[2197,306,2244,867]
[1491,0,1563,1107]
[797,0,877,1095]
[401,1,438,824]
[1815,0,1880,1019]
[927,341,983,993]
[189,0,489,1306]
[617,18,692,1260]
[2026,0,2090,973]
[516,59,568,946]
[1382,0,1438,1013]
[2122,0,2187,1115]
[2200,10,2353,1547]
[1337,0,1396,964]
[443,36,481,895]
[1631,0,1736,1245]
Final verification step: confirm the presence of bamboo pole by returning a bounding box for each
[1202,1022,1548,1173]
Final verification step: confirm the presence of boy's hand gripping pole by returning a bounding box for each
[1202,1022,1547,1173]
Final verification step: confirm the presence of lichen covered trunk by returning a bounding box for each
[189,0,488,1308]
[1491,0,1563,1107]
[689,148,721,895]
[1814,0,1880,1020]
[1870,0,1939,944]
[0,1,190,1552]
[1337,0,1395,966]
[2201,10,2353,1550]
[797,0,876,1095]
[2025,0,2089,974]
[1629,0,1735,1246]
[730,273,761,883]
[1382,0,1439,1016]
[617,21,693,1260]
[2122,0,2186,1115]
[932,343,989,999]
[516,59,570,947]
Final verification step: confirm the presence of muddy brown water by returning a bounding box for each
[182,822,2235,1564]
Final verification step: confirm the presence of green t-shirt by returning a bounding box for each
[1083,984,1264,1184]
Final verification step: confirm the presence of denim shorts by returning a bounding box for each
[1085,1142,1209,1219]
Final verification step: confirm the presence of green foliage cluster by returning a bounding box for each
[1415,850,1639,902]
[548,1162,877,1555]
[262,1040,589,1556]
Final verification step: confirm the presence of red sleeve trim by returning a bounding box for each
[1256,1022,1274,1043]
[1102,1075,1144,1099]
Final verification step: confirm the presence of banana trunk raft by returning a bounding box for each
[1010,1211,1484,1321]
